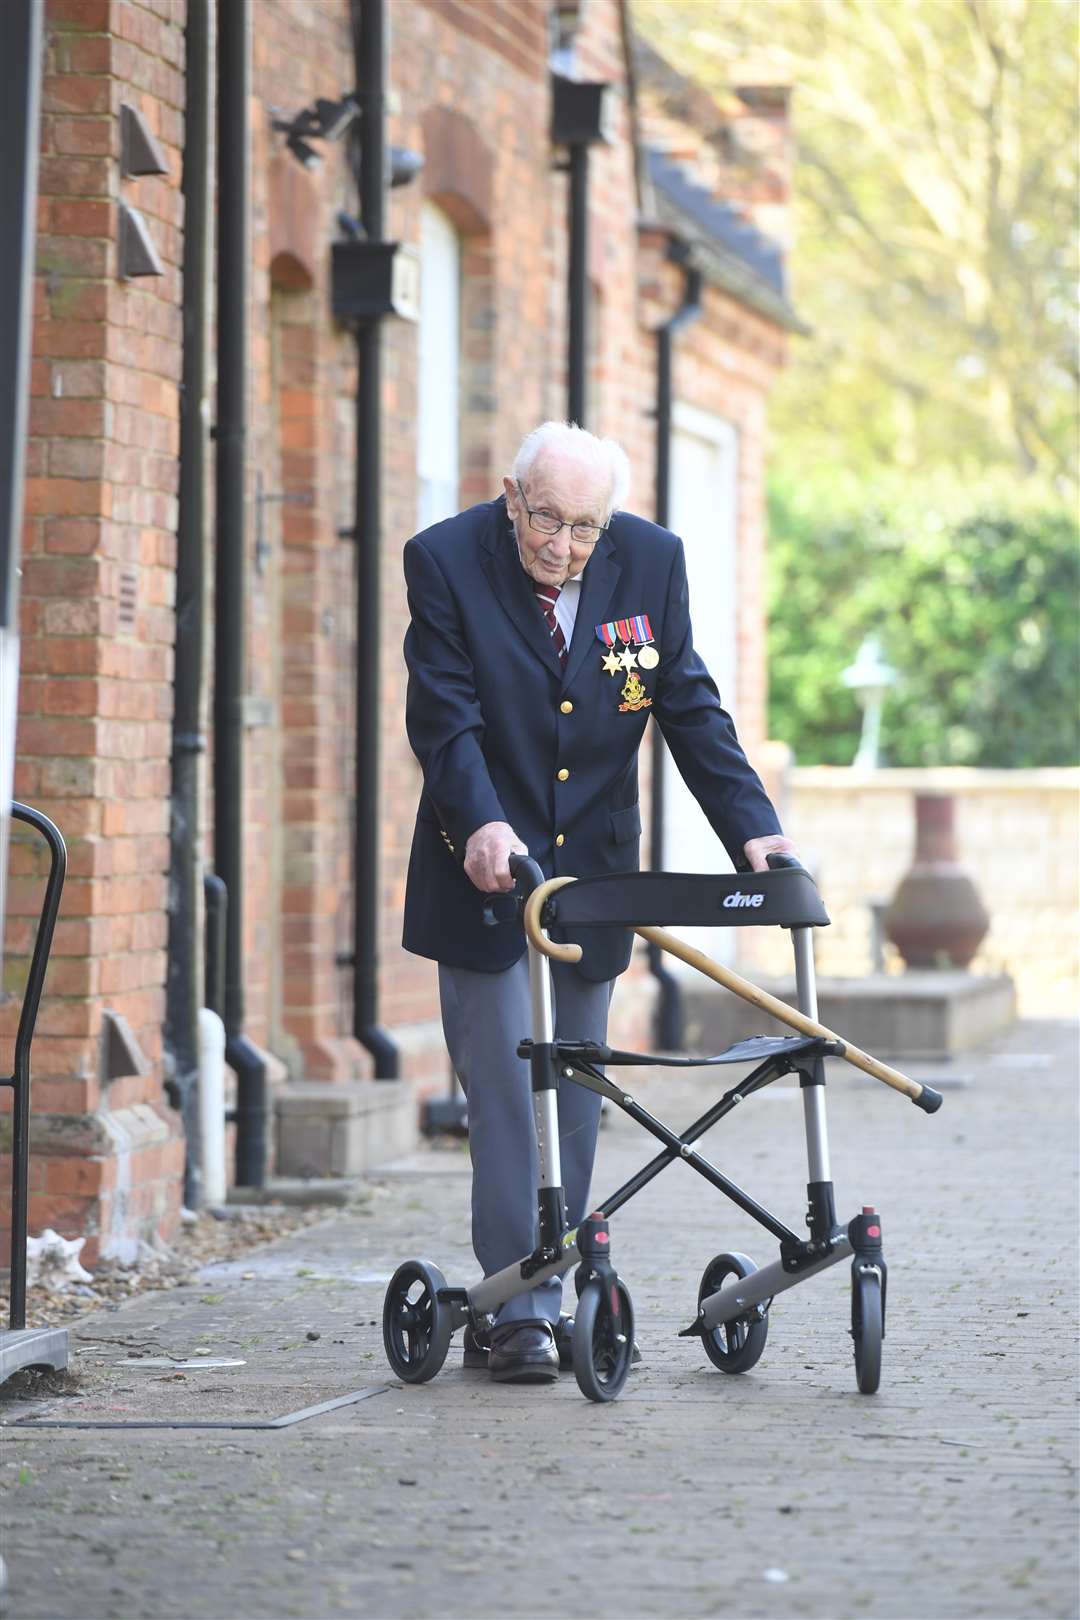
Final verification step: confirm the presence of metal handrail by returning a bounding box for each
[2,802,66,1329]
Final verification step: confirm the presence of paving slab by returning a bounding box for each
[1,1018,1076,1620]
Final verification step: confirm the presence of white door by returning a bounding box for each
[661,403,739,968]
[417,202,460,529]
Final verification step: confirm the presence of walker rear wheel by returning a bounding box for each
[852,1268,883,1395]
[697,1251,769,1374]
[382,1260,452,1384]
[572,1277,635,1403]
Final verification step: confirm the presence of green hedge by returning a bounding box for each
[766,474,1080,767]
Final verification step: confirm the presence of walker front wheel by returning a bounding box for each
[852,1268,883,1395]
[572,1277,635,1403]
[382,1260,452,1383]
[697,1251,769,1374]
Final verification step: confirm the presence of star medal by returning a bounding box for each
[595,615,658,697]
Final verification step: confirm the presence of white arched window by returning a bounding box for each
[417,202,461,529]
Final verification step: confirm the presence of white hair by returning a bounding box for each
[511,421,631,517]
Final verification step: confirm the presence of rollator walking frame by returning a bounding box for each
[382,854,943,1402]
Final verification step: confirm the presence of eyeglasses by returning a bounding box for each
[514,481,607,548]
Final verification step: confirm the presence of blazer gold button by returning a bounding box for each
[555,833,565,847]
[557,768,570,781]
[560,700,573,714]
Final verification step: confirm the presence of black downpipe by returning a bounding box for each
[166,0,212,1208]
[348,0,398,1076]
[215,0,267,1181]
[0,0,40,637]
[650,257,703,1051]
[0,0,43,963]
[567,141,589,425]
[203,871,227,1021]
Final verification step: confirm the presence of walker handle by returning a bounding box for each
[765,851,805,872]
[481,854,547,927]
[508,853,546,893]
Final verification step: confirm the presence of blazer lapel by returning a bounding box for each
[480,500,564,678]
[562,531,621,690]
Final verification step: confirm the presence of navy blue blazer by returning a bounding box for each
[402,495,782,981]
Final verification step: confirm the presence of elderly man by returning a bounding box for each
[402,421,795,1384]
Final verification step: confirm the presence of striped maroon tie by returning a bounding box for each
[531,580,567,668]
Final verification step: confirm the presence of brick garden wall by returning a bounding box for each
[742,767,1080,1016]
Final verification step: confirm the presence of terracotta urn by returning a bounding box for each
[884,793,990,970]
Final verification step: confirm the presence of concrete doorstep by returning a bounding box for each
[274,1079,418,1179]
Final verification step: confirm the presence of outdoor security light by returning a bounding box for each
[336,210,365,240]
[286,132,321,170]
[389,145,424,188]
[273,93,360,168]
[312,95,360,143]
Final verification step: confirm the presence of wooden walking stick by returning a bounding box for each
[523,879,942,1113]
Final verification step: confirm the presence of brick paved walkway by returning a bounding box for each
[2,1017,1077,1619]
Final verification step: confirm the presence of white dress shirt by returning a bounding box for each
[553,574,582,647]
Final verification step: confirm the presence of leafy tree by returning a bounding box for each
[632,0,1079,489]
[766,473,1080,766]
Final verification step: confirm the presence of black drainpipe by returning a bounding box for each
[650,251,702,1051]
[567,138,589,425]
[346,0,398,1077]
[552,77,608,426]
[0,0,42,960]
[214,0,267,1181]
[165,0,212,1208]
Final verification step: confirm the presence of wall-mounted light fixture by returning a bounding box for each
[271,93,359,170]
[389,145,423,189]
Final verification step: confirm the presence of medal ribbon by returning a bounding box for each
[595,615,655,647]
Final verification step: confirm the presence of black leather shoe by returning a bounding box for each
[555,1313,642,1369]
[488,1320,559,1384]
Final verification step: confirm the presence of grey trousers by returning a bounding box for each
[438,955,614,1327]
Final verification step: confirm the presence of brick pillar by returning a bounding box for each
[1,0,186,1265]
[274,286,364,1080]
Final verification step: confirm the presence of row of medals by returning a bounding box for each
[601,640,658,711]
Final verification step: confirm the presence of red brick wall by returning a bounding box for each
[8,0,792,1259]
[4,0,188,1263]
